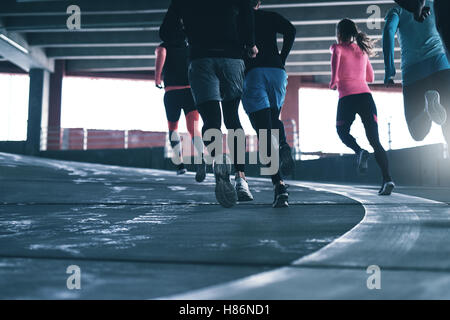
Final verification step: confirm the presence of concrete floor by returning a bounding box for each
[0,152,364,299]
[1,152,449,299]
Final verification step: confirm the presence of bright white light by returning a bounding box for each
[298,88,445,156]
[0,74,30,141]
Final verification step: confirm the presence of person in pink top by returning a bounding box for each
[330,19,395,196]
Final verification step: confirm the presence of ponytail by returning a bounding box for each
[356,32,375,57]
[337,19,376,57]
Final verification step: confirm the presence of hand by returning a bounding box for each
[414,6,431,23]
[247,45,258,59]
[155,79,163,89]
[329,83,337,90]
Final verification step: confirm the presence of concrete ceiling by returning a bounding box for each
[0,0,402,83]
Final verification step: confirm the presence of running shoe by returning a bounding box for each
[235,177,254,202]
[176,164,187,175]
[378,181,395,196]
[425,90,447,126]
[195,161,206,183]
[213,156,237,208]
[273,183,289,208]
[280,143,295,176]
[357,149,369,174]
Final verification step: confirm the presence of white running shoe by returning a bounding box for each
[425,90,447,126]
[235,177,254,202]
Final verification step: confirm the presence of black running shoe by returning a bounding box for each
[213,156,237,208]
[195,161,206,183]
[357,149,369,174]
[379,181,395,196]
[273,183,289,208]
[176,163,187,175]
[280,143,295,176]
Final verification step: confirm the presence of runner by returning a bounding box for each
[154,33,206,182]
[434,0,450,53]
[330,19,395,196]
[383,1,450,146]
[393,0,449,52]
[242,0,296,208]
[159,0,257,208]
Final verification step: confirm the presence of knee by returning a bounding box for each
[186,111,200,137]
[336,125,348,139]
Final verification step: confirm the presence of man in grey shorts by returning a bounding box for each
[160,0,258,208]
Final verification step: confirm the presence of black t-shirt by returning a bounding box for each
[160,42,190,87]
[160,0,255,61]
[245,10,296,72]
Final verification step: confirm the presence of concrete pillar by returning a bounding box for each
[47,60,65,150]
[281,75,301,152]
[26,68,50,155]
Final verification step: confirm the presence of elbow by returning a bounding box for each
[290,25,297,38]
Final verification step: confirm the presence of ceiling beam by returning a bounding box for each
[2,13,162,33]
[2,0,394,17]
[0,18,53,72]
[28,31,160,48]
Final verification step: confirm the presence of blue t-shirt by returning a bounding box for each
[383,1,449,85]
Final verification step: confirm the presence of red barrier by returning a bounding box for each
[87,130,125,150]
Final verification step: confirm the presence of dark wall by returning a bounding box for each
[2,143,448,187]
[293,144,450,187]
[0,141,27,155]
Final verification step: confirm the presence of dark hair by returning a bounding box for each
[250,0,261,8]
[337,19,375,56]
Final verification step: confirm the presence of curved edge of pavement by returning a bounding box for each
[161,181,450,300]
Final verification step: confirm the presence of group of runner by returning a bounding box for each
[155,0,450,208]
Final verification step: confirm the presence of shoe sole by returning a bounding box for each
[425,91,447,126]
[237,192,254,202]
[358,151,369,174]
[195,164,206,183]
[273,193,289,208]
[379,182,395,196]
[214,163,237,208]
[280,147,295,176]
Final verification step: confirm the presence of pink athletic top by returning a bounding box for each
[329,42,374,99]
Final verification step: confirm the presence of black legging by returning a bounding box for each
[435,0,450,53]
[336,93,392,182]
[249,107,285,185]
[197,98,245,173]
[402,69,450,144]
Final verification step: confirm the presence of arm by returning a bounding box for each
[159,2,183,43]
[235,0,256,57]
[383,9,400,84]
[274,13,296,66]
[366,59,375,83]
[155,46,167,88]
[329,44,340,90]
